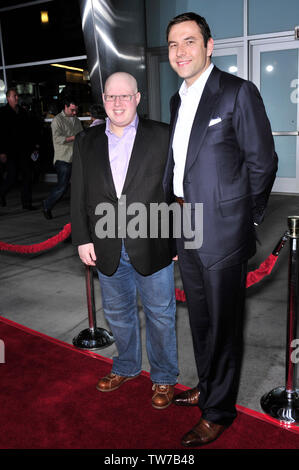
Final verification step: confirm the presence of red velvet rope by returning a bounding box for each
[0,223,71,254]
[245,253,277,288]
[0,224,281,299]
[175,253,279,302]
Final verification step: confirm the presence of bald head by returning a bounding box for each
[104,72,138,95]
[103,71,141,137]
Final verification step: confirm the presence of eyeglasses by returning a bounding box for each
[104,93,138,102]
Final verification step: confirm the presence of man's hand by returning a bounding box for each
[0,154,7,163]
[65,136,75,143]
[78,243,97,266]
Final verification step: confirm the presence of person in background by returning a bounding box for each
[0,88,40,209]
[89,103,106,127]
[42,96,83,220]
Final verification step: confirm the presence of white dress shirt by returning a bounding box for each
[172,63,214,197]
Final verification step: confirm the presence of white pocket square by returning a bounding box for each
[209,117,222,127]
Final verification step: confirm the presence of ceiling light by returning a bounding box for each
[41,11,49,24]
[50,64,84,72]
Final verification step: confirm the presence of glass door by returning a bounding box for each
[251,40,299,193]
[212,44,244,78]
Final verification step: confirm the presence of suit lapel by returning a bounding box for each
[164,93,180,183]
[90,127,117,200]
[122,118,150,194]
[184,66,222,176]
[169,92,181,144]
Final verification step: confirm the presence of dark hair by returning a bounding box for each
[6,87,18,98]
[63,96,78,107]
[89,103,106,120]
[166,12,212,47]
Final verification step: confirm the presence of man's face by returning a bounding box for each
[64,103,78,116]
[7,90,19,109]
[168,20,214,87]
[103,76,140,134]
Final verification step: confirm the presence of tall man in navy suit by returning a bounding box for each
[164,12,278,446]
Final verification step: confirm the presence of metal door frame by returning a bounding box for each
[251,38,299,193]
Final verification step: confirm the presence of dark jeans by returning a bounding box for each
[97,242,178,384]
[44,160,72,210]
[0,155,32,205]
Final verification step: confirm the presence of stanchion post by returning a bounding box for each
[85,263,97,332]
[261,216,299,424]
[73,265,114,350]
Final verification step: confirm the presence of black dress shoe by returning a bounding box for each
[181,418,227,447]
[42,200,53,219]
[22,204,37,210]
[42,208,53,219]
[173,387,200,406]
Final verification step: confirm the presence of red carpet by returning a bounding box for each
[0,316,299,450]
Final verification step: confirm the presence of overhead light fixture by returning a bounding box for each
[50,63,84,72]
[41,11,49,24]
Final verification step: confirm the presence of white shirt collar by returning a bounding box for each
[179,63,214,98]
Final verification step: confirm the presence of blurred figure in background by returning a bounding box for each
[89,103,106,127]
[42,96,83,220]
[0,88,40,209]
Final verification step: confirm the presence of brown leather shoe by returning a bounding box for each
[152,384,175,409]
[173,387,200,406]
[181,418,226,447]
[96,372,139,392]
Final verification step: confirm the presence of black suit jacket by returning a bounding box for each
[71,117,173,276]
[0,104,37,158]
[163,66,278,270]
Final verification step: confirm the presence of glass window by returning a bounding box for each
[4,58,94,173]
[260,49,297,132]
[260,48,298,179]
[248,0,299,35]
[145,0,177,48]
[212,55,238,75]
[5,59,92,117]
[274,136,296,178]
[185,0,243,40]
[145,0,243,47]
[1,0,85,64]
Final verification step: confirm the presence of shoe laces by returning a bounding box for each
[152,384,169,393]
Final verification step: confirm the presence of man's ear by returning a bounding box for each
[135,92,141,106]
[207,37,214,58]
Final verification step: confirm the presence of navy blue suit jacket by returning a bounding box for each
[163,66,278,270]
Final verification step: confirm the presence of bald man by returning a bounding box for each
[71,72,179,409]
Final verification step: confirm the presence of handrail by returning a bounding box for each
[272,131,299,136]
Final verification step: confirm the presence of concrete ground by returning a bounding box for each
[0,181,298,415]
